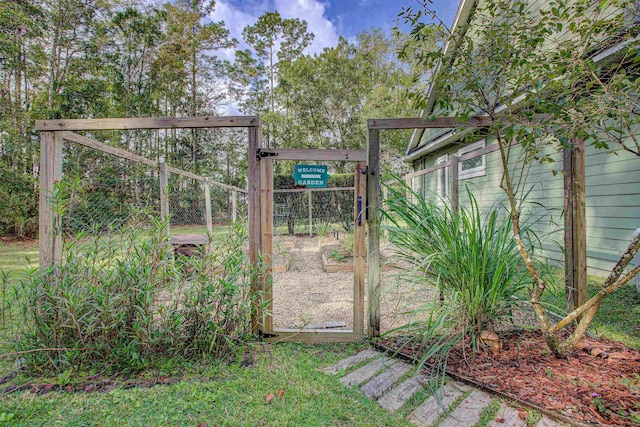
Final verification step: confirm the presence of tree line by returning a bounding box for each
[0,0,425,237]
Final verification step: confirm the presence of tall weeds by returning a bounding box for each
[4,218,258,375]
[383,178,533,371]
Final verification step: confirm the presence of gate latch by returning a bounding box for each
[256,149,279,161]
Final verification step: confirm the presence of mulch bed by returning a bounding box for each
[385,330,640,426]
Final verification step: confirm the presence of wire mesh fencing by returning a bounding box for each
[60,142,160,236]
[273,188,354,236]
[55,130,248,240]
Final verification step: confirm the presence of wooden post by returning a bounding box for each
[308,190,313,237]
[451,155,459,213]
[353,162,367,334]
[39,131,63,268]
[204,182,213,234]
[366,129,381,337]
[260,158,274,332]
[159,162,169,233]
[563,138,587,313]
[232,190,237,223]
[382,185,389,242]
[248,127,261,333]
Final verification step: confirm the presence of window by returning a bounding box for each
[458,140,486,180]
[436,154,448,199]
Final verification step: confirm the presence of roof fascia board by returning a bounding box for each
[406,0,479,155]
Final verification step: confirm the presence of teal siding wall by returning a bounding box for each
[413,140,640,277]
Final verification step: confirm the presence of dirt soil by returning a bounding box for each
[387,330,640,426]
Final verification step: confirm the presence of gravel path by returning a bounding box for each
[272,236,435,332]
[273,236,353,328]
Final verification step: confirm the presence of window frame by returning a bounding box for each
[436,154,449,199]
[458,140,486,180]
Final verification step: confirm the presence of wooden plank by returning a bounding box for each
[248,127,261,333]
[231,190,237,223]
[564,138,587,313]
[36,116,259,131]
[353,162,366,334]
[260,158,273,332]
[377,375,430,413]
[258,148,366,161]
[39,131,62,267]
[368,115,551,130]
[62,131,158,168]
[273,187,355,193]
[159,162,169,226]
[574,138,587,312]
[438,390,492,427]
[361,360,412,400]
[451,155,459,213]
[262,330,365,344]
[340,357,392,387]
[170,234,209,245]
[486,403,527,427]
[367,129,381,337]
[204,183,213,234]
[308,190,312,237]
[407,382,468,427]
[321,349,381,375]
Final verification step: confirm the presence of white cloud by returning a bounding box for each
[274,0,340,54]
[210,0,340,59]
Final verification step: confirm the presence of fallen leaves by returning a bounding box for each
[264,393,275,404]
[264,388,285,404]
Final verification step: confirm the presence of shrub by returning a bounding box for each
[382,178,532,371]
[5,219,258,375]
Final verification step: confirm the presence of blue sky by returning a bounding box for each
[210,0,461,59]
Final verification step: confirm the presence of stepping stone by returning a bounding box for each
[340,357,396,387]
[361,359,413,400]
[438,389,492,427]
[407,381,469,427]
[486,403,526,427]
[321,350,380,375]
[536,415,562,427]
[378,374,431,413]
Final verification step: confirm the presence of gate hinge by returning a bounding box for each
[256,149,279,161]
[259,330,280,340]
[361,166,375,175]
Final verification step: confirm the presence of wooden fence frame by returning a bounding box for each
[369,117,586,336]
[34,117,261,327]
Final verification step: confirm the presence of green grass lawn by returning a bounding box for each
[539,269,640,350]
[0,343,410,426]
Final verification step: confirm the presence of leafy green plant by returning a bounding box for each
[329,249,347,263]
[5,217,259,375]
[382,177,532,373]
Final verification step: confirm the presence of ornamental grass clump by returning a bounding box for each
[4,217,258,375]
[382,178,533,371]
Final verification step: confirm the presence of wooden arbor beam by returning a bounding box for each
[35,116,259,131]
[367,115,551,130]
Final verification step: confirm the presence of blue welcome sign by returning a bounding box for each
[292,164,329,188]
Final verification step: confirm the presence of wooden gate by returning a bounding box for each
[249,143,380,343]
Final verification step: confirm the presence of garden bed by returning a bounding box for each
[320,245,398,273]
[384,330,640,426]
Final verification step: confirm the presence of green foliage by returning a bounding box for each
[382,177,531,370]
[0,165,38,237]
[5,219,258,375]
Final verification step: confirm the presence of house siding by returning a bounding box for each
[413,139,640,277]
